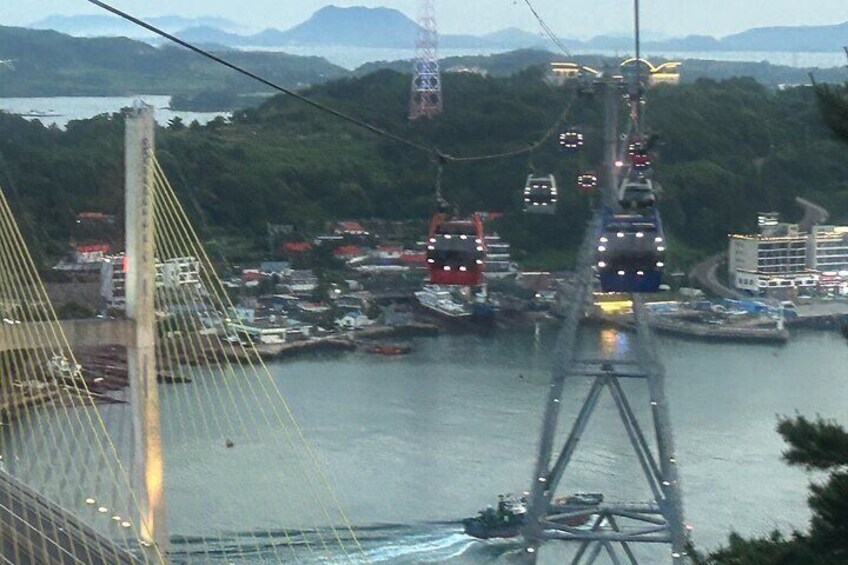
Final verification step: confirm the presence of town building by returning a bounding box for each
[807,226,848,274]
[484,234,517,278]
[101,254,201,310]
[726,213,848,294]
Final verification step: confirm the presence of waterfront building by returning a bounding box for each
[727,213,848,294]
[728,220,815,294]
[101,254,201,310]
[335,311,374,330]
[807,226,848,273]
[100,254,127,311]
[484,234,517,278]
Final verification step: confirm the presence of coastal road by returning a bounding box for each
[689,252,744,299]
[796,197,829,232]
[0,471,140,564]
[689,198,828,299]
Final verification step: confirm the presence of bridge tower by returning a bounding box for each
[409,0,443,120]
[125,103,169,553]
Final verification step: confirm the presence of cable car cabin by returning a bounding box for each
[596,210,665,293]
[523,174,558,213]
[632,150,651,170]
[577,172,598,193]
[618,172,656,210]
[558,130,584,151]
[627,135,643,156]
[426,213,486,286]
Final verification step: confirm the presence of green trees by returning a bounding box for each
[2,70,848,270]
[697,416,848,564]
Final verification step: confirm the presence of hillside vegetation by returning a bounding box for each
[1,69,847,270]
[0,25,346,97]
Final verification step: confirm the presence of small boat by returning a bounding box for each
[463,494,527,539]
[365,343,411,356]
[552,492,604,527]
[463,492,603,539]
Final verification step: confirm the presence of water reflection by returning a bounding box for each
[599,327,631,358]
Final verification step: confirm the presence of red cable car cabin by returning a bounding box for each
[426,213,486,286]
[632,150,651,170]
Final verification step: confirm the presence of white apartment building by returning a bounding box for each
[807,226,848,274]
[101,254,202,310]
[728,218,816,293]
[729,214,848,294]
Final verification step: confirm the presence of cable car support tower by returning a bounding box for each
[520,1,689,563]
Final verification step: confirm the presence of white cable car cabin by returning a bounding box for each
[523,174,558,214]
[618,172,655,210]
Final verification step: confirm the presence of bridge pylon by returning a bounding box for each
[125,103,168,554]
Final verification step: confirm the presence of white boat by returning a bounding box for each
[415,286,472,318]
[46,354,82,381]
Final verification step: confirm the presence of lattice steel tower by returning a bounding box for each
[409,0,443,120]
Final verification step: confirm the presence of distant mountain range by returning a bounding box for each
[0,23,846,102]
[27,6,848,53]
[28,14,243,38]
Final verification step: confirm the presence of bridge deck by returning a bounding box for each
[0,471,141,564]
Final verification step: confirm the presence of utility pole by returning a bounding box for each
[409,0,443,120]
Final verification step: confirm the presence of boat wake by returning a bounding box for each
[168,521,524,563]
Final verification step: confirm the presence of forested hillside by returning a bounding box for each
[0,25,347,97]
[1,69,846,269]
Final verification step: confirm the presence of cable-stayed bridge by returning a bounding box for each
[0,104,367,564]
[0,74,690,565]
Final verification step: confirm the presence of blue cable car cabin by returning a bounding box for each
[596,210,665,293]
[523,174,558,214]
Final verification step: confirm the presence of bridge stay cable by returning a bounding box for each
[148,165,319,562]
[147,153,369,562]
[0,185,165,564]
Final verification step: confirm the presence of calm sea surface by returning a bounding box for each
[11,325,839,563]
[0,95,228,130]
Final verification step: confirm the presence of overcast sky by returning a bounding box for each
[4,1,848,38]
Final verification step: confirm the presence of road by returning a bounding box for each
[796,197,829,232]
[0,471,141,564]
[688,252,744,299]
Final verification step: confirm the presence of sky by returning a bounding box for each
[4,1,848,38]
